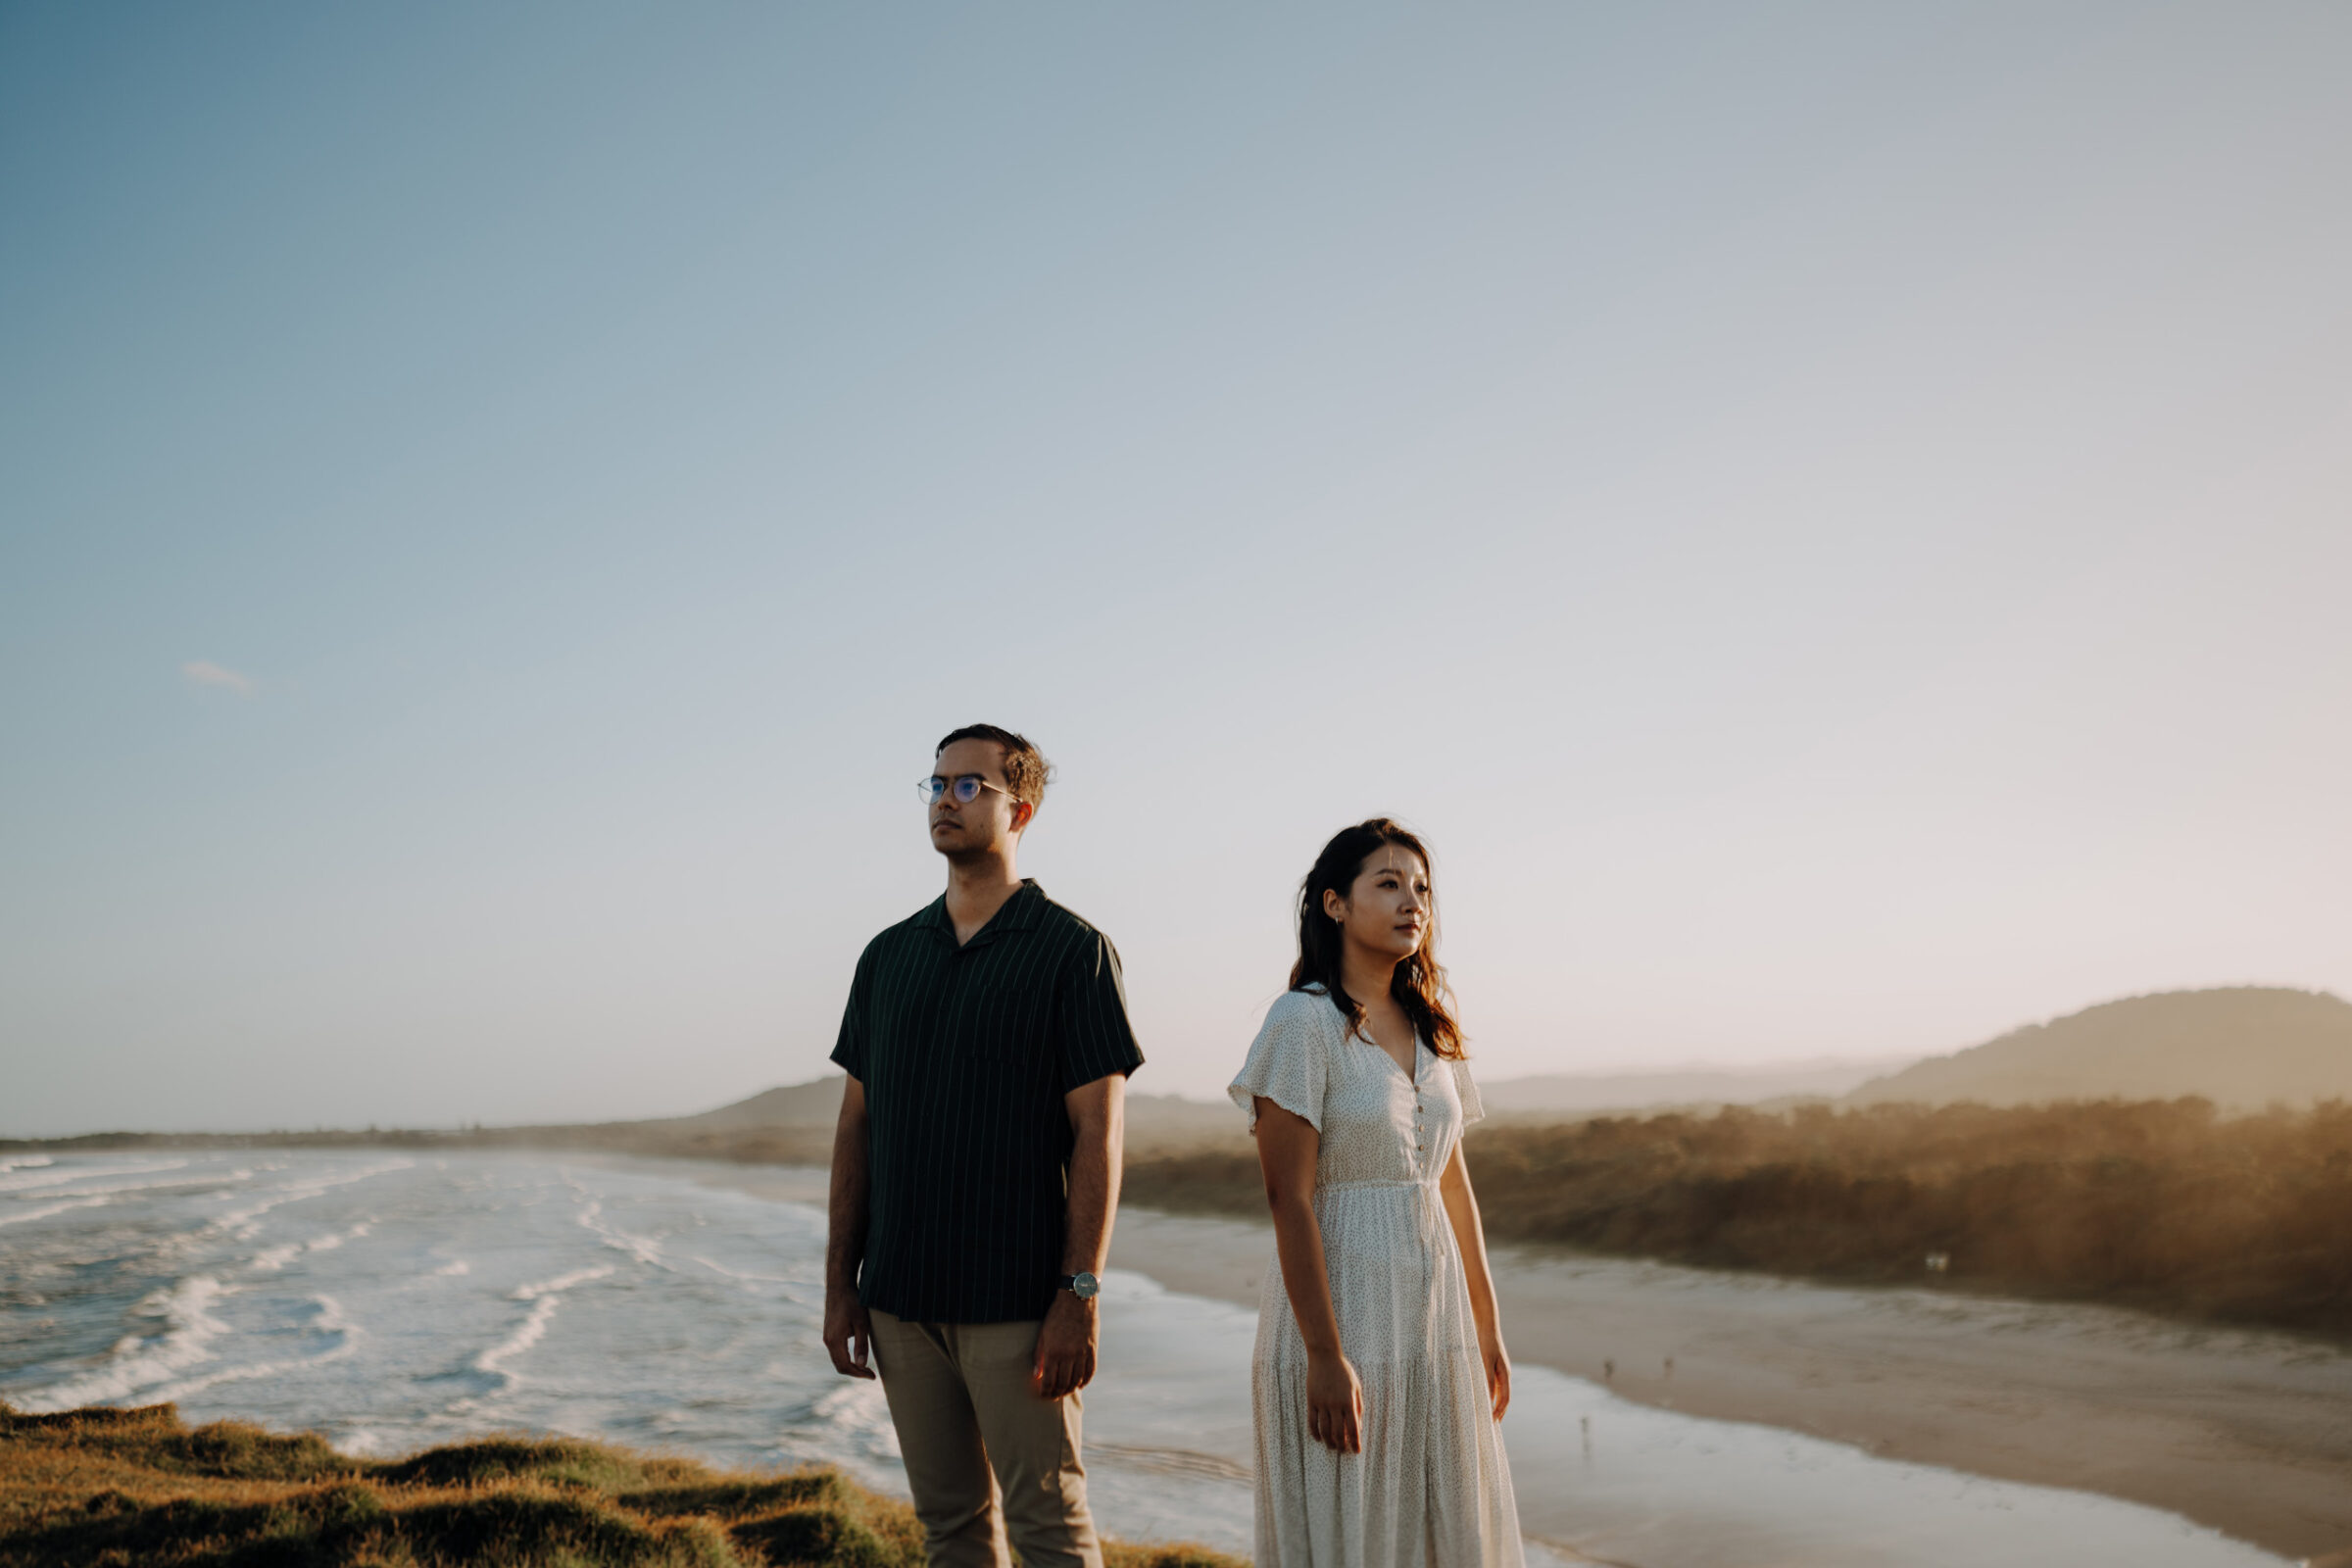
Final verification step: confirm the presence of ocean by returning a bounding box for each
[0,1149,2290,1566]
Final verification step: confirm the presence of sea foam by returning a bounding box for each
[22,1274,233,1412]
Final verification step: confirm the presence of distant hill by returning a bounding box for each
[23,986,2342,1158]
[1844,987,2352,1110]
[667,1058,1930,1144]
[666,1064,1928,1144]
[1477,1057,1922,1120]
[665,1076,1238,1150]
[659,1079,848,1130]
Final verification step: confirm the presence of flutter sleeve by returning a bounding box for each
[1227,991,1329,1133]
[1449,1058,1486,1127]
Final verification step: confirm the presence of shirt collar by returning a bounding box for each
[915,879,1046,942]
[993,879,1045,932]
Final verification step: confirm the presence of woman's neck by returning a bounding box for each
[1338,945,1400,1015]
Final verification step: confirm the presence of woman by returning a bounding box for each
[1228,818,1523,1567]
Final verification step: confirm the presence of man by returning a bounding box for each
[823,723,1142,1568]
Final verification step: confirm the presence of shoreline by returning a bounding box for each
[1106,1207,2352,1566]
[662,1160,2352,1563]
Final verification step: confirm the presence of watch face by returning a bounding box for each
[1069,1272,1100,1299]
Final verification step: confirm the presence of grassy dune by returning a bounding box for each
[0,1402,1238,1568]
[1126,1097,2352,1336]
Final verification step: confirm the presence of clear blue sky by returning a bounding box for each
[4,4,2347,1135]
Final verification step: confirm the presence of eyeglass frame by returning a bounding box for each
[917,772,1020,808]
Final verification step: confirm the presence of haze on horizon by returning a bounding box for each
[4,4,2348,1138]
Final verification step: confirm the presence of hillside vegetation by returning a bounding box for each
[1126,1098,2352,1335]
[1847,987,2352,1110]
[0,1402,1236,1568]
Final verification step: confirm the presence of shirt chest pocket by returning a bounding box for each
[957,979,1052,1069]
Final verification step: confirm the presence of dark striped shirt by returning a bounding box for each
[831,879,1144,1324]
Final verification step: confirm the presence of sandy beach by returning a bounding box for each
[698,1163,2352,1562]
[714,1161,2352,1560]
[1110,1206,2352,1565]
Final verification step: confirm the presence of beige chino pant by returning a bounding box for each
[867,1308,1102,1568]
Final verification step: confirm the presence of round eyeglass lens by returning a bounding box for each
[917,775,994,806]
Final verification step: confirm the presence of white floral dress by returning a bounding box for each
[1228,986,1525,1568]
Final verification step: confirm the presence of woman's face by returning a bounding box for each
[1325,844,1431,962]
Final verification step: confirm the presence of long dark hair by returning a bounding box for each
[1290,818,1465,1059]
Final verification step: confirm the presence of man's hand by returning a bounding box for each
[823,1285,875,1380]
[1031,1290,1098,1400]
[823,1077,874,1381]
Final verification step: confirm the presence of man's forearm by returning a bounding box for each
[1060,1092,1123,1276]
[826,1086,870,1293]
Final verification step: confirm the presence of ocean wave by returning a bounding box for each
[249,1221,374,1274]
[0,1160,182,1195]
[473,1295,563,1387]
[0,1155,55,1174]
[574,1198,665,1266]
[1094,1441,1253,1484]
[44,1168,254,1202]
[512,1265,615,1301]
[250,1242,304,1273]
[807,1382,900,1462]
[147,1295,359,1404]
[211,1160,411,1240]
[457,1264,617,1396]
[20,1274,233,1412]
[0,1196,111,1229]
[690,1254,796,1287]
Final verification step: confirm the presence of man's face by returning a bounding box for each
[927,738,1028,860]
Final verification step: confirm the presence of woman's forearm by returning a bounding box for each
[1268,1194,1346,1357]
[1252,1100,1346,1359]
[1441,1151,1503,1340]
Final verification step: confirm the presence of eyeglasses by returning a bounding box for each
[918,773,1017,807]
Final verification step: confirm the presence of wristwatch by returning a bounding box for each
[1057,1271,1100,1300]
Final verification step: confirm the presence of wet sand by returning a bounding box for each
[1108,1207,2352,1565]
[667,1161,2352,1562]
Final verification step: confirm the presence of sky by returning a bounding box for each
[3,3,2348,1136]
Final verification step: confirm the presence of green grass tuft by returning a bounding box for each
[0,1402,1242,1568]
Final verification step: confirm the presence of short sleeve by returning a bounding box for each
[1449,1058,1485,1126]
[1228,992,1330,1133]
[829,944,875,1081]
[1056,932,1146,1092]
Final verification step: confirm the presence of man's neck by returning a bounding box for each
[943,854,1023,947]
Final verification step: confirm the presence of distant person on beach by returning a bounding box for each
[1230,818,1524,1566]
[823,723,1143,1568]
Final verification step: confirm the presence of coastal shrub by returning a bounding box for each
[728,1503,907,1568]
[615,1476,852,1522]
[0,1402,1240,1568]
[1122,1097,2352,1335]
[375,1435,693,1493]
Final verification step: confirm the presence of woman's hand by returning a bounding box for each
[1481,1336,1512,1422]
[1306,1349,1365,1453]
